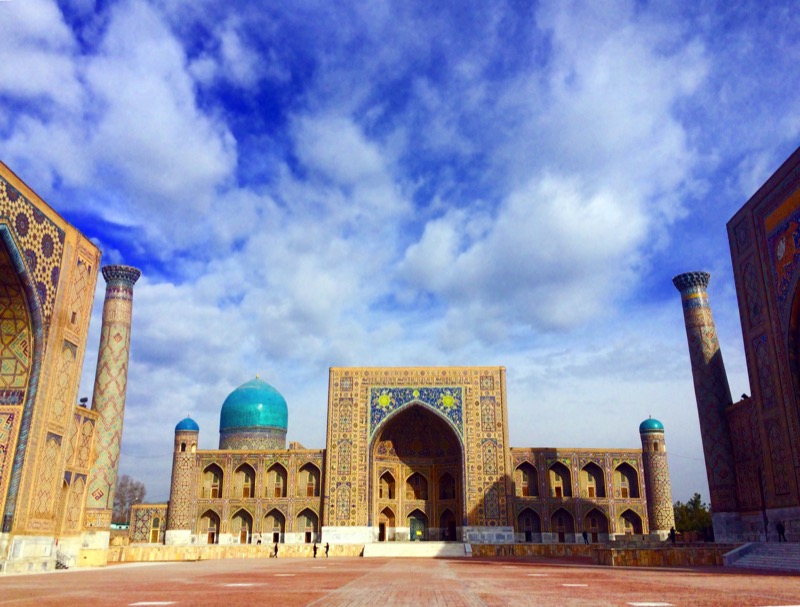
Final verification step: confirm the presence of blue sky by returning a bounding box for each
[2,0,800,503]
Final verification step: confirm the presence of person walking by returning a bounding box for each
[325,542,330,558]
[582,530,589,544]
[313,543,318,558]
[777,521,787,542]
[273,542,279,558]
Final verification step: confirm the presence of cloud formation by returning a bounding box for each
[2,0,793,503]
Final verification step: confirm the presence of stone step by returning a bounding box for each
[726,543,800,572]
[362,542,470,558]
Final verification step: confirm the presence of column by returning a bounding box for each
[81,265,140,559]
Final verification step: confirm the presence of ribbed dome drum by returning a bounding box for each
[219,378,288,450]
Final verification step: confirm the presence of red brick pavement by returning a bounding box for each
[1,557,799,607]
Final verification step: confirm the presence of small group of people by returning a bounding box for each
[312,542,330,558]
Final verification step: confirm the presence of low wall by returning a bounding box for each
[471,543,593,559]
[107,543,363,563]
[593,544,738,567]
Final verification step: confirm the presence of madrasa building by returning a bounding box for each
[674,145,800,542]
[130,368,676,548]
[0,163,141,573]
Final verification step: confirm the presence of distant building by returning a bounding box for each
[0,163,140,573]
[132,368,674,547]
[675,146,800,541]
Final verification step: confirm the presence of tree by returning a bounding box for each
[113,475,146,524]
[673,492,713,541]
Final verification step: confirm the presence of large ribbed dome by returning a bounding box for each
[219,378,288,450]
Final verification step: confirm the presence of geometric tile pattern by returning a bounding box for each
[673,273,738,512]
[84,266,140,530]
[0,246,31,403]
[33,433,61,515]
[326,367,511,529]
[130,504,167,543]
[166,431,198,531]
[47,341,77,428]
[509,448,650,535]
[0,410,18,519]
[640,434,675,532]
[0,175,65,332]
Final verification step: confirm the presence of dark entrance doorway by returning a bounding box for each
[409,511,427,541]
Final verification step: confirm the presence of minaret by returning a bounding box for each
[640,418,675,538]
[673,272,739,526]
[165,418,199,545]
[81,265,141,562]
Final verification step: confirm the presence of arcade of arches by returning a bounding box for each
[132,366,673,546]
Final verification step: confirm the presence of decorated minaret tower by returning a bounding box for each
[165,418,200,545]
[81,265,141,563]
[673,271,740,539]
[640,417,675,538]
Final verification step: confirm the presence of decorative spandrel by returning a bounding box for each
[369,386,463,439]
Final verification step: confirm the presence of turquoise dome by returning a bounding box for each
[219,378,288,431]
[639,417,664,433]
[175,417,199,432]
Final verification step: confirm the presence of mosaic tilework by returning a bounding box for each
[326,367,511,529]
[728,401,763,511]
[85,266,140,529]
[753,335,777,410]
[47,342,77,428]
[219,428,286,450]
[640,435,675,532]
[64,473,86,531]
[369,386,464,439]
[673,273,738,512]
[166,432,199,531]
[0,410,18,518]
[765,195,800,320]
[766,422,791,495]
[0,175,64,329]
[743,262,763,327]
[0,246,31,405]
[33,433,61,515]
[130,504,168,543]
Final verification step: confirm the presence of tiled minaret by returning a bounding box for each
[82,265,140,561]
[165,418,199,545]
[673,272,739,532]
[639,418,675,538]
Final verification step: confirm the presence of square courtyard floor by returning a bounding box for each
[1,556,799,606]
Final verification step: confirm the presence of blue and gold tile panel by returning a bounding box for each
[369,386,463,439]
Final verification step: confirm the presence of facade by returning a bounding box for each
[134,367,675,547]
[0,163,140,572]
[676,145,800,542]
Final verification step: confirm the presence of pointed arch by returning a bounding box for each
[0,225,45,531]
[406,472,428,500]
[618,508,643,535]
[231,508,253,544]
[202,463,224,499]
[515,462,539,497]
[264,508,286,543]
[408,508,428,541]
[438,472,456,500]
[517,507,542,542]
[614,462,640,498]
[298,462,321,498]
[379,471,396,500]
[296,508,319,542]
[583,507,609,542]
[234,463,256,499]
[549,461,572,498]
[199,509,221,544]
[439,508,457,541]
[551,507,575,543]
[580,461,606,498]
[266,463,288,498]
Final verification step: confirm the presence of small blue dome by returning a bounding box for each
[175,417,199,432]
[220,378,288,431]
[639,417,664,433]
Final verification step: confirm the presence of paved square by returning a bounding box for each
[1,557,799,606]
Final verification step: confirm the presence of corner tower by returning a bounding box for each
[639,418,675,537]
[165,417,199,545]
[673,271,740,538]
[81,265,141,563]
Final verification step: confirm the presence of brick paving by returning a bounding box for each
[1,557,799,607]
